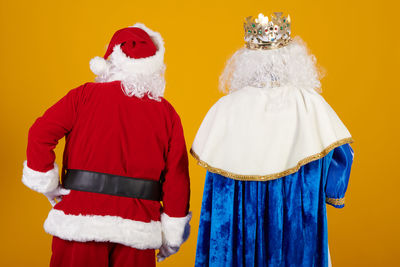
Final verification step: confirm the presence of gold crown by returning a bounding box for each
[244,12,291,50]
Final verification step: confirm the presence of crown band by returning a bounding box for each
[245,39,292,50]
[244,12,291,50]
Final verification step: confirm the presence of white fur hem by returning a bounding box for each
[161,212,192,247]
[22,161,59,193]
[44,209,162,249]
[90,23,165,76]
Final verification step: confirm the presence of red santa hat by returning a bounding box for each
[90,23,165,76]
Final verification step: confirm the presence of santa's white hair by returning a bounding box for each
[94,55,166,101]
[219,36,324,94]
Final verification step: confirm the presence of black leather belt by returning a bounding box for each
[63,169,161,201]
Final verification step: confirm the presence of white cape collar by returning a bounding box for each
[191,86,352,181]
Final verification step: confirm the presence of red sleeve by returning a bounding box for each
[161,110,190,217]
[27,84,85,172]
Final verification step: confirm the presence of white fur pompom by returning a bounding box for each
[90,56,109,75]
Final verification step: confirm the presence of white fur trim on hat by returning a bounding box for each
[89,23,165,76]
[161,212,192,247]
[44,209,163,249]
[22,161,59,193]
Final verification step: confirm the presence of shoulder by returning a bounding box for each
[159,98,181,119]
[75,81,120,93]
[67,81,124,102]
[205,87,261,114]
[66,82,97,97]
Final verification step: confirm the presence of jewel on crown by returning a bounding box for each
[244,12,291,50]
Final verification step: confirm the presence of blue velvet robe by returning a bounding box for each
[195,144,353,267]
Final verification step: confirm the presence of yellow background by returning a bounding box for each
[0,0,398,266]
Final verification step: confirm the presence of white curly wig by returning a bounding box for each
[219,36,324,94]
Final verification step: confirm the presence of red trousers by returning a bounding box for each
[50,237,156,267]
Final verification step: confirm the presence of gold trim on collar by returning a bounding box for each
[190,137,353,181]
[326,197,345,206]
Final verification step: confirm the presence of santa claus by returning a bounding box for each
[22,23,191,267]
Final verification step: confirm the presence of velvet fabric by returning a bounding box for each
[103,27,157,59]
[195,144,353,267]
[50,236,155,267]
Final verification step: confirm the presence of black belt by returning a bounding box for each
[63,169,161,201]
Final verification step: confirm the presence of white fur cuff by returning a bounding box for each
[161,212,192,247]
[22,161,59,193]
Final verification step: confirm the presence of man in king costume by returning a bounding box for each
[191,13,354,267]
[22,23,191,266]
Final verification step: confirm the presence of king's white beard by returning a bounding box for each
[219,36,324,94]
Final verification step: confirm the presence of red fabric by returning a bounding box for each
[50,236,155,267]
[27,81,190,223]
[103,27,157,60]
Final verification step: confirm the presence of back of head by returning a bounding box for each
[90,23,166,101]
[220,13,323,94]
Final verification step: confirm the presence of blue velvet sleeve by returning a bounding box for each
[325,144,354,208]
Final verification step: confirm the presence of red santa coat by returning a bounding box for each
[22,80,191,249]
